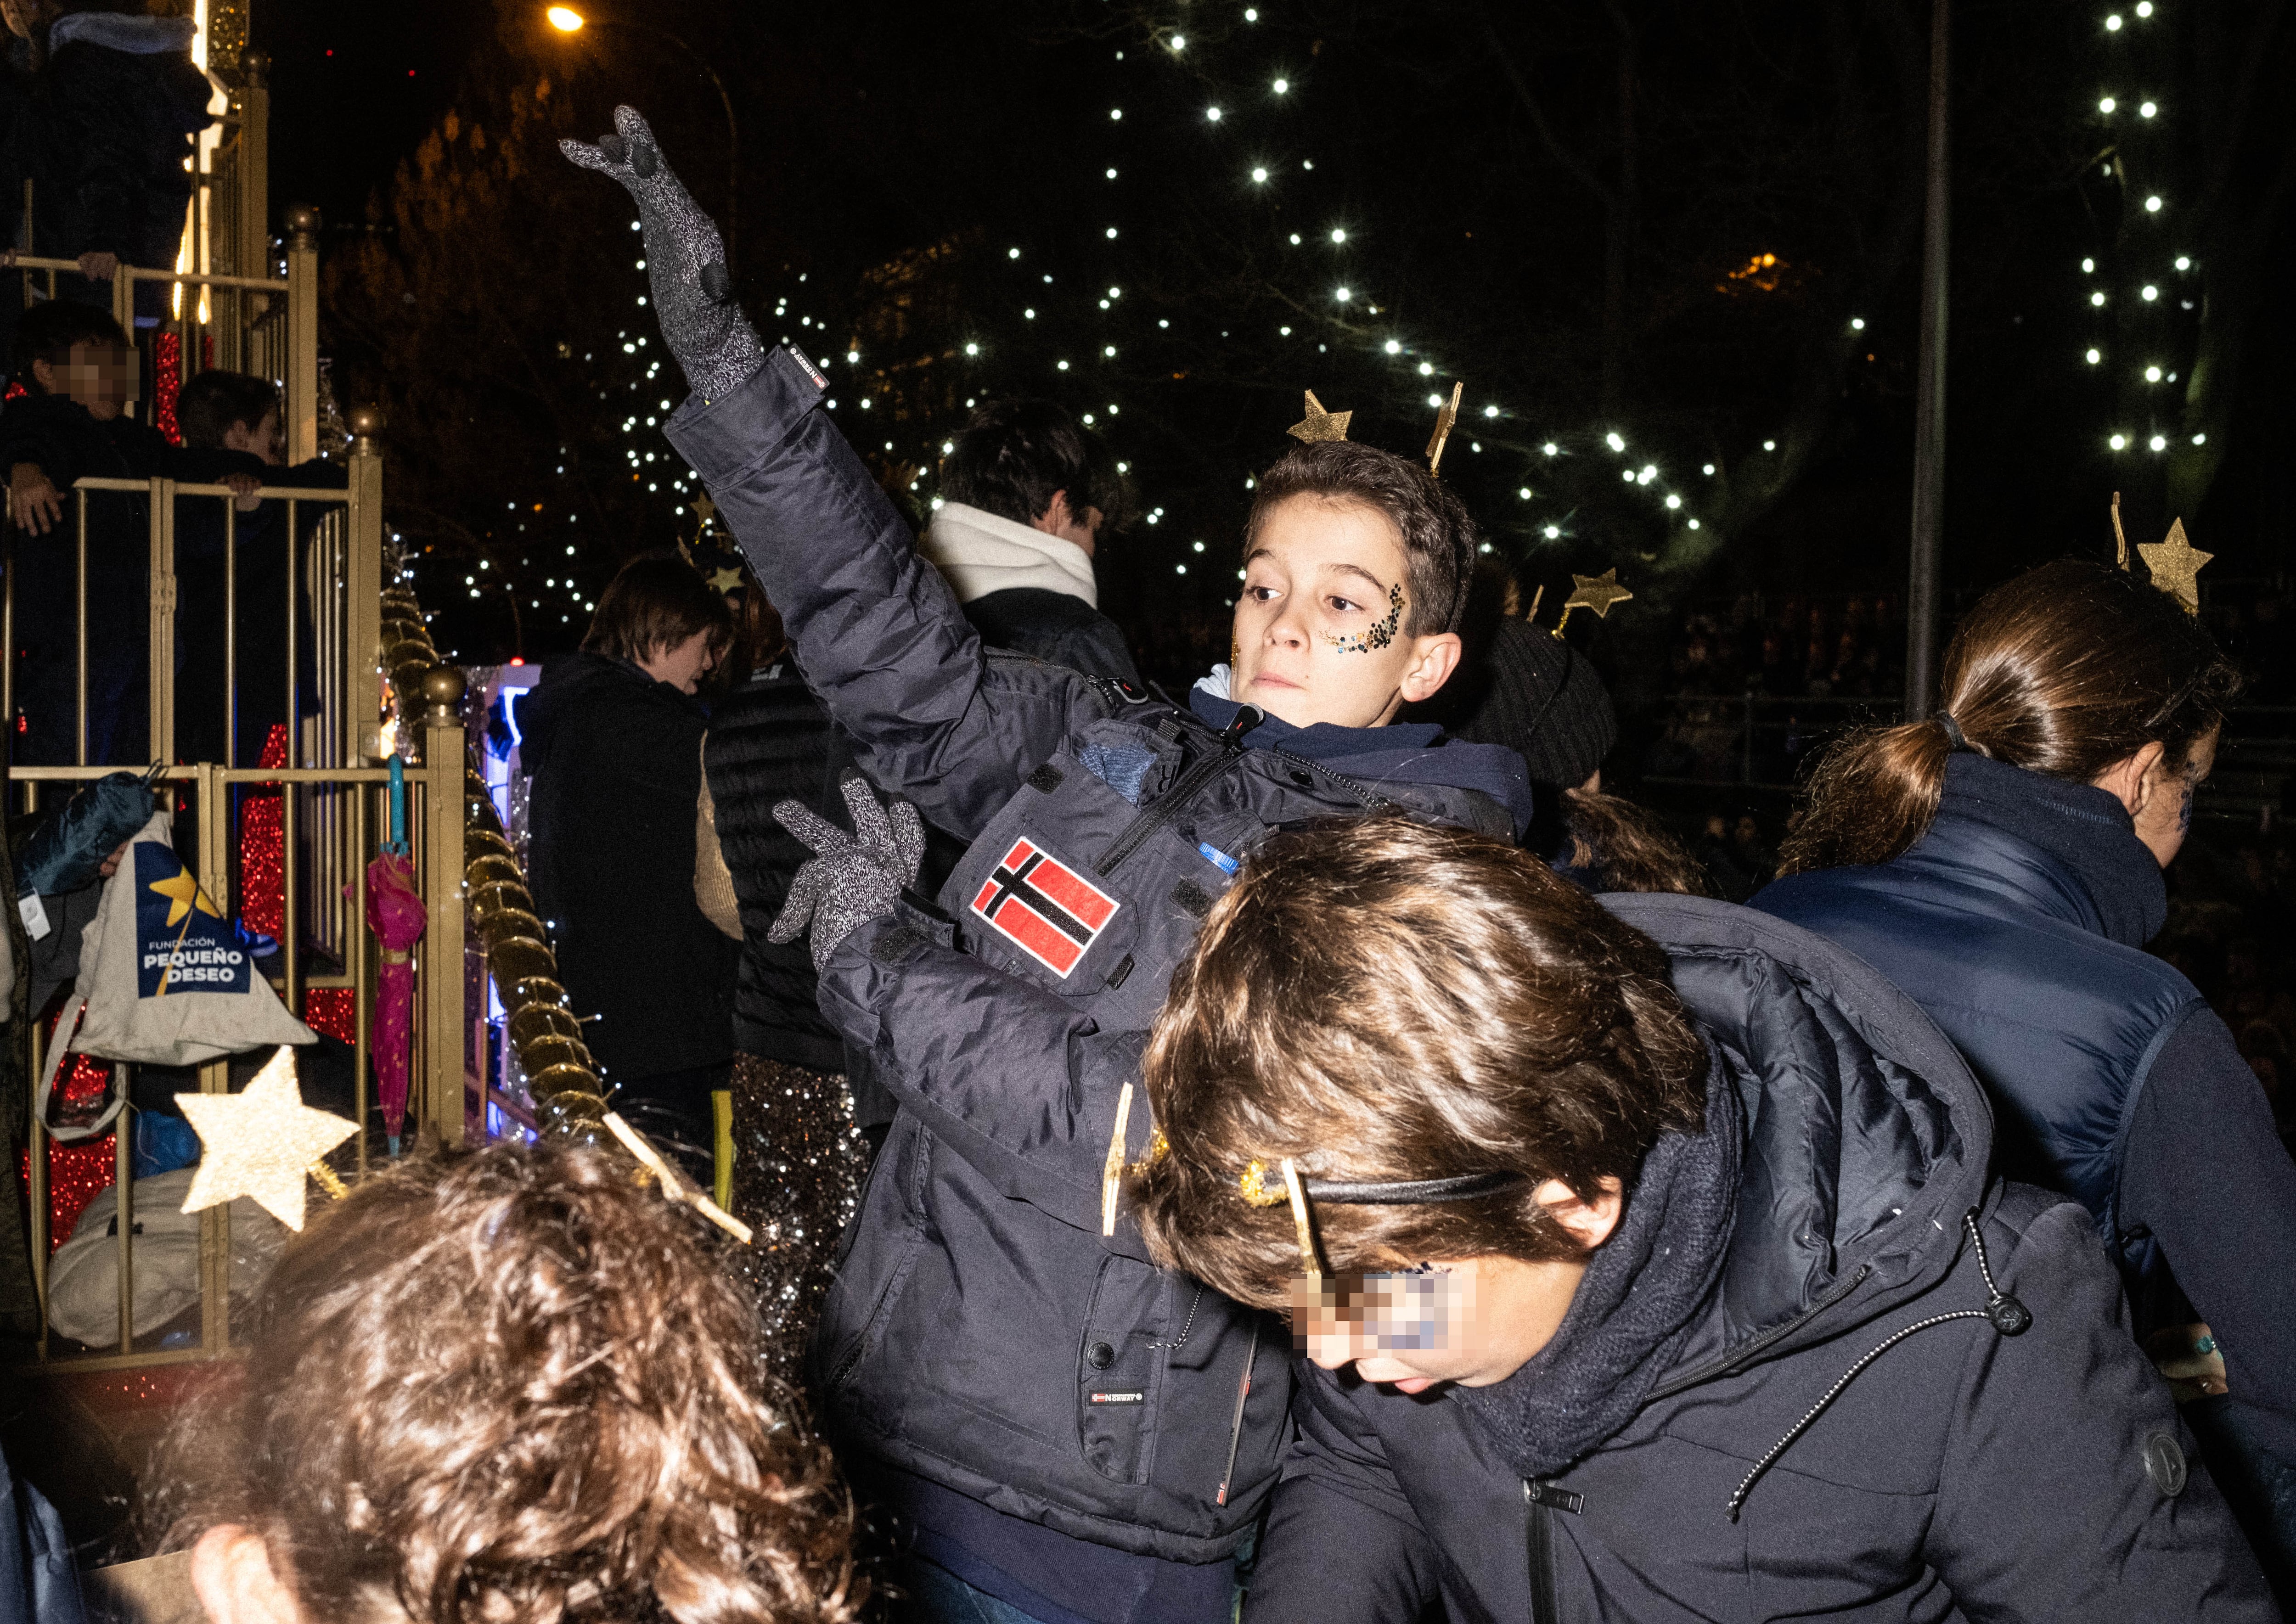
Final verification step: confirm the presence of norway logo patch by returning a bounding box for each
[971,838,1120,979]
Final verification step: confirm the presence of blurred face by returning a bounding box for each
[33,342,133,421]
[637,629,719,695]
[1230,495,1460,730]
[1293,1178,1621,1394]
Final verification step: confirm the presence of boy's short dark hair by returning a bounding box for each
[1130,814,1707,1308]
[175,369,281,449]
[582,551,735,666]
[1245,442,1478,637]
[939,399,1125,531]
[14,301,130,389]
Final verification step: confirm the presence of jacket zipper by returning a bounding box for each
[1641,1264,1873,1405]
[1096,709,1259,876]
[1213,1318,1261,1507]
[1264,745,1385,810]
[1525,1483,1558,1624]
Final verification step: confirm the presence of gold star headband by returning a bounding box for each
[1285,385,1469,480]
[1548,569,1634,640]
[2111,492,2212,616]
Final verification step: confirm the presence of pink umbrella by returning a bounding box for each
[360,760,428,1155]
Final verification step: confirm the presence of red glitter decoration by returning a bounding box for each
[237,724,290,944]
[304,986,355,1044]
[155,331,182,445]
[28,1010,123,1247]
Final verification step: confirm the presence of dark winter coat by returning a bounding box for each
[667,346,1533,1576]
[31,15,210,276]
[962,585,1142,686]
[700,662,863,1076]
[1244,893,2273,1624]
[521,651,736,1085]
[1755,754,2296,1587]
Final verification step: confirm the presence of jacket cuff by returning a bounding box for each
[664,345,831,482]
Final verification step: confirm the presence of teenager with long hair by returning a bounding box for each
[1758,558,2296,1599]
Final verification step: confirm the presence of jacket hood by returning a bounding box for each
[519,650,701,778]
[1601,893,1996,1375]
[920,502,1098,610]
[1187,686,1537,839]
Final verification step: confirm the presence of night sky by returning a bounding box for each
[248,0,2296,688]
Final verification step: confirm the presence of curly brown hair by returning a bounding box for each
[1129,815,1707,1309]
[147,1145,860,1624]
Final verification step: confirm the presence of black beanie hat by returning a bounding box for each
[1452,617,1619,788]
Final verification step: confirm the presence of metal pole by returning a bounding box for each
[1905,0,1951,720]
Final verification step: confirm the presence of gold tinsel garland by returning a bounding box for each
[378,587,608,1146]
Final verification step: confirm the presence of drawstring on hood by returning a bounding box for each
[1724,1209,2031,1521]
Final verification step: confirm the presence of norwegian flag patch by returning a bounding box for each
[971,838,1121,979]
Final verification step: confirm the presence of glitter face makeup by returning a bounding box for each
[1327,583,1404,654]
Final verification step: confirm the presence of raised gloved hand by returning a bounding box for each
[561,105,764,404]
[768,773,927,973]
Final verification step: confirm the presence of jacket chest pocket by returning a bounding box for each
[1076,1255,1180,1484]
[943,751,1152,996]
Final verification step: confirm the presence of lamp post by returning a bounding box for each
[546,6,739,275]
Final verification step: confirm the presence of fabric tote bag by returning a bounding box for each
[35,812,314,1141]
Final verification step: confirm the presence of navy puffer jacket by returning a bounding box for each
[1244,895,2273,1623]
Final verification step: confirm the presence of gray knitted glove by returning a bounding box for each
[561,105,764,403]
[768,774,928,973]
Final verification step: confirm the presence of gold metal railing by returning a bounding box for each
[11,436,487,1367]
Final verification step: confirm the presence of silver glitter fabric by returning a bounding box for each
[726,1053,871,1382]
[561,105,765,404]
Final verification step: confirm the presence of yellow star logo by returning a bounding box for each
[2139,518,2212,616]
[705,565,744,595]
[177,1047,354,1232]
[146,864,220,927]
[1287,390,1352,444]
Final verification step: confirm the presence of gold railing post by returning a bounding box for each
[235,56,270,292]
[345,410,385,764]
[419,668,468,1148]
[283,205,320,465]
[147,477,177,765]
[195,760,232,1354]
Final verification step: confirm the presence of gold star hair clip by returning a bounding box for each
[2112,492,2212,616]
[1288,390,1353,444]
[1551,569,1634,640]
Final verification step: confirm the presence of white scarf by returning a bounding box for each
[919,503,1098,610]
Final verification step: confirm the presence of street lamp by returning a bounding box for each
[545,6,739,275]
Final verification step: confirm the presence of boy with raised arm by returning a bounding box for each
[564,108,1531,1624]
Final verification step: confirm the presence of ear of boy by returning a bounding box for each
[190,1524,303,1624]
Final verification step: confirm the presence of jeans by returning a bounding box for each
[896,1556,1062,1624]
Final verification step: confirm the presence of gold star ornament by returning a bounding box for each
[1287,390,1352,444]
[1424,382,1463,478]
[1552,569,1635,639]
[2138,517,2212,616]
[177,1047,354,1231]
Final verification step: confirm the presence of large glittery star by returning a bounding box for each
[1424,382,1463,478]
[2139,518,2212,616]
[177,1047,354,1231]
[1564,569,1635,620]
[1287,390,1352,444]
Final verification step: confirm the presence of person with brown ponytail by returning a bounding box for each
[1756,557,2296,1602]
